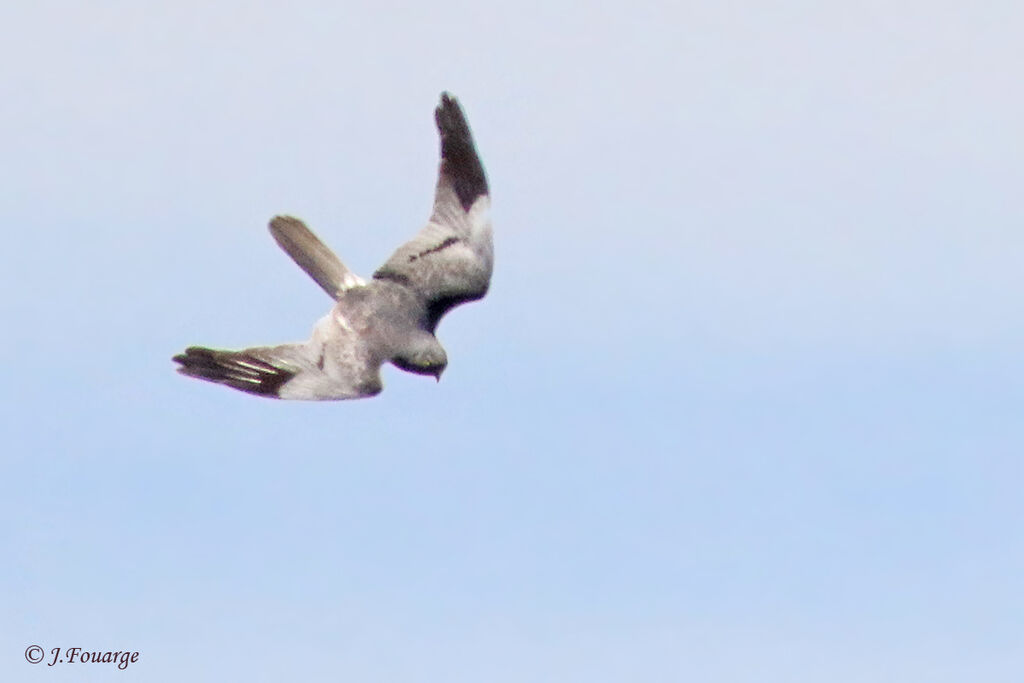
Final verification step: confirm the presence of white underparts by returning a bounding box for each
[334,312,354,333]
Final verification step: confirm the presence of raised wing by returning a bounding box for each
[269,215,366,300]
[373,92,493,330]
[172,312,383,400]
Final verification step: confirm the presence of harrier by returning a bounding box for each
[173,93,491,400]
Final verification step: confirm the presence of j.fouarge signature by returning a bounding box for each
[25,645,140,670]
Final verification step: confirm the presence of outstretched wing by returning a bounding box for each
[373,92,493,330]
[269,215,366,300]
[173,312,383,400]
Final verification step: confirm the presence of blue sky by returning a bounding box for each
[2,1,1022,681]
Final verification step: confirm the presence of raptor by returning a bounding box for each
[173,93,492,400]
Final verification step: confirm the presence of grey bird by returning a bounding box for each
[173,92,492,400]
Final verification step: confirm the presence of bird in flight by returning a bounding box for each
[173,93,492,400]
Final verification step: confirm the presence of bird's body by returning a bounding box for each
[173,93,491,400]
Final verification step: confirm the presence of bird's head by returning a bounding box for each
[391,339,447,382]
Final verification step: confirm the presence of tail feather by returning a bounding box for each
[173,346,295,397]
[269,215,365,300]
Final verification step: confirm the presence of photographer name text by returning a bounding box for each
[24,645,140,670]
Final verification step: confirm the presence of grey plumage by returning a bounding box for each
[173,92,492,400]
[269,215,366,298]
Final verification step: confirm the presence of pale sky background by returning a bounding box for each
[2,1,1022,681]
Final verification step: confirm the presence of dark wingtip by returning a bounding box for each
[434,92,488,212]
[172,346,293,397]
[172,346,204,369]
